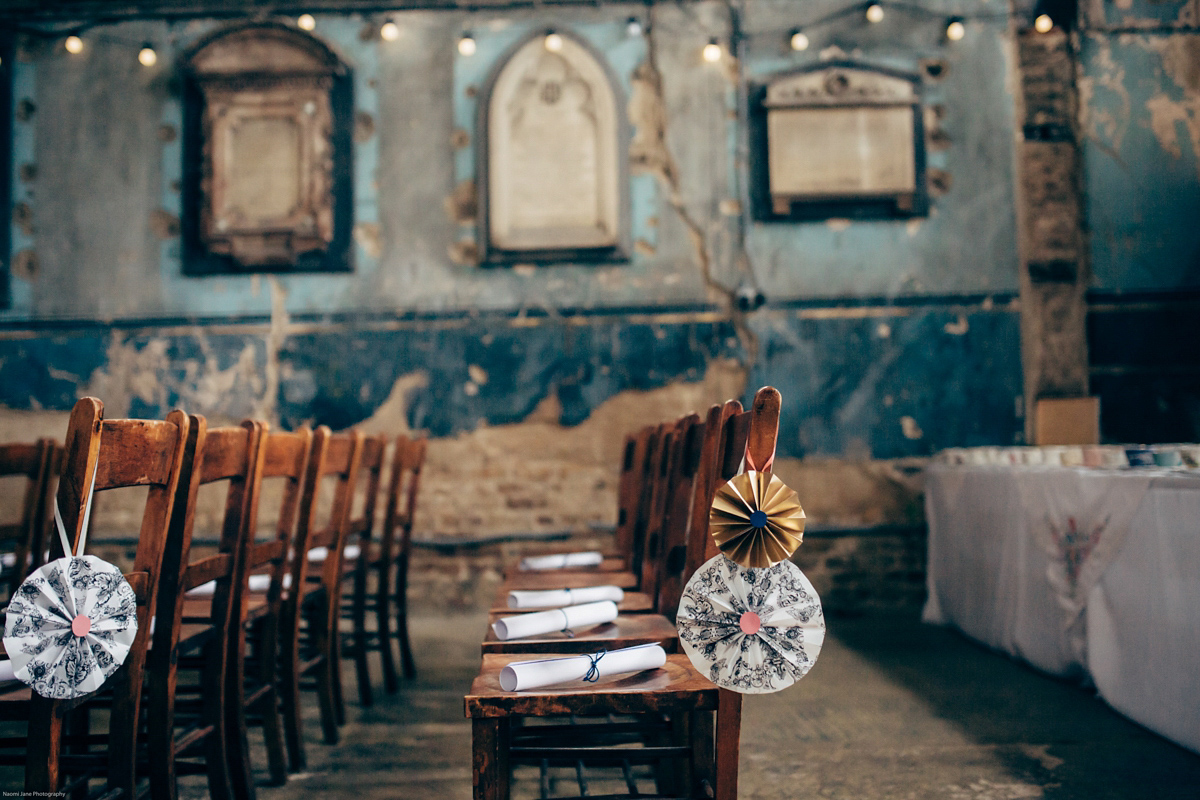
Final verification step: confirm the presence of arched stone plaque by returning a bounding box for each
[485,34,621,260]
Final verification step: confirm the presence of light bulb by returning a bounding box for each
[790,30,809,51]
[866,4,885,23]
[702,39,722,63]
[297,14,316,31]
[138,44,157,67]
[626,17,643,37]
[1034,13,1054,33]
[458,33,476,56]
[946,18,965,41]
[544,32,563,52]
[380,21,399,41]
[64,35,83,54]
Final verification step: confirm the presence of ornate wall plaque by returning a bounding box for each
[482,33,626,264]
[750,62,927,221]
[182,23,352,274]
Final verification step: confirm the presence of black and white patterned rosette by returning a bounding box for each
[676,554,824,694]
[3,555,138,699]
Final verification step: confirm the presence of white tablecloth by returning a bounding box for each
[924,464,1200,754]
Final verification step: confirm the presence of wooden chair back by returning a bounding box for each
[347,433,387,557]
[612,429,649,567]
[290,428,363,605]
[148,416,263,800]
[627,424,666,584]
[381,434,427,581]
[653,413,707,619]
[0,438,54,600]
[636,423,677,601]
[27,397,190,796]
[713,386,782,800]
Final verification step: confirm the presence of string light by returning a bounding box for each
[297,14,316,31]
[790,29,810,51]
[64,35,83,54]
[866,4,885,23]
[380,21,399,41]
[626,17,643,37]
[702,38,722,63]
[1034,13,1054,33]
[544,32,563,52]
[945,16,965,41]
[138,43,157,67]
[458,32,476,56]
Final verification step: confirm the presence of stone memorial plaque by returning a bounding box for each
[753,63,927,220]
[487,36,620,257]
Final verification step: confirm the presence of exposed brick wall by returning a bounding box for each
[1016,29,1091,436]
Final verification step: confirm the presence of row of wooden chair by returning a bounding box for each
[465,386,784,800]
[0,397,426,800]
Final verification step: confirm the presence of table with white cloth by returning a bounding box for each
[924,463,1200,755]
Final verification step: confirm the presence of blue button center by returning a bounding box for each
[749,510,768,528]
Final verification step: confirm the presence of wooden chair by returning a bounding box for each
[374,433,427,683]
[466,388,780,800]
[481,417,702,656]
[226,426,312,796]
[147,417,264,800]
[0,398,191,800]
[492,424,667,604]
[279,427,363,769]
[502,429,653,578]
[0,438,56,604]
[336,432,387,710]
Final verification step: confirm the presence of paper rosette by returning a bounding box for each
[709,471,805,568]
[3,555,138,699]
[676,554,824,694]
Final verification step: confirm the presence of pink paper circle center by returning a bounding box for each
[739,611,761,635]
[71,615,91,637]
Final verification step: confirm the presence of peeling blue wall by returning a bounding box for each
[2,1,1027,459]
[1078,1,1200,442]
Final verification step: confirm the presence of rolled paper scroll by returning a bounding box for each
[499,643,668,692]
[507,585,625,609]
[188,572,290,596]
[519,551,604,571]
[491,600,618,641]
[0,660,15,684]
[306,544,361,563]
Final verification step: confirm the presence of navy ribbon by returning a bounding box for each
[582,649,607,683]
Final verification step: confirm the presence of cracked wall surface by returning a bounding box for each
[0,0,1094,611]
[1076,1,1200,444]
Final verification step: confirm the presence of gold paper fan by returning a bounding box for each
[710,471,806,568]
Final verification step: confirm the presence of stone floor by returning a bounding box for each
[185,610,1199,800]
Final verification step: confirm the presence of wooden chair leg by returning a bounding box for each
[352,562,373,708]
[713,688,742,800]
[330,603,347,727]
[226,621,258,800]
[25,697,63,793]
[396,558,417,679]
[246,617,289,786]
[472,718,510,800]
[376,560,399,694]
[690,708,716,799]
[257,683,290,786]
[201,642,235,800]
[312,603,341,745]
[280,624,307,772]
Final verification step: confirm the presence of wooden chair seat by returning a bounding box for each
[482,613,679,654]
[501,570,638,591]
[488,588,654,616]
